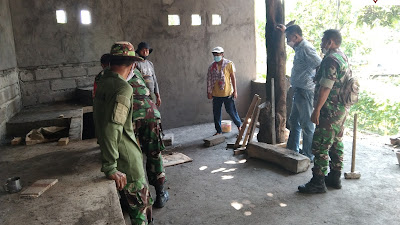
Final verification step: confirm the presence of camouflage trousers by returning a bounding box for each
[312,104,348,176]
[134,119,166,186]
[120,178,153,225]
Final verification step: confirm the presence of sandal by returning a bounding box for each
[213,133,222,136]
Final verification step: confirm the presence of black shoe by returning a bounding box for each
[298,176,327,193]
[325,170,342,189]
[154,185,169,208]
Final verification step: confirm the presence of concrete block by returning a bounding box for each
[5,97,21,119]
[76,76,95,88]
[162,133,174,146]
[62,67,87,78]
[52,89,76,102]
[0,69,18,90]
[22,95,37,106]
[69,116,83,140]
[19,70,34,82]
[51,79,77,91]
[0,107,6,124]
[203,134,226,147]
[87,66,103,76]
[57,137,69,146]
[11,137,22,145]
[21,80,50,96]
[38,93,53,104]
[247,142,310,173]
[36,69,61,80]
[0,83,20,105]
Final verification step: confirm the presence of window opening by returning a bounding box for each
[192,14,201,26]
[212,14,222,25]
[56,10,67,24]
[80,10,91,25]
[168,15,180,26]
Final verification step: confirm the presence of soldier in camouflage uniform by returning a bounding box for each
[127,65,169,208]
[93,42,153,224]
[298,29,350,193]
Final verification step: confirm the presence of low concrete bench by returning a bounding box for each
[247,142,310,173]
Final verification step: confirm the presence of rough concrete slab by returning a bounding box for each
[0,139,125,225]
[247,142,310,173]
[6,103,83,139]
[203,134,226,147]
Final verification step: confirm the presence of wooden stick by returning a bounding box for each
[247,102,264,145]
[351,113,357,172]
[242,97,261,147]
[271,78,276,145]
[234,94,260,149]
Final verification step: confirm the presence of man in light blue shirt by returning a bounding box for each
[277,24,322,160]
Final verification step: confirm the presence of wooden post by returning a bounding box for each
[258,0,287,144]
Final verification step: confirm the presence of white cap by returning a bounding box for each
[211,46,224,53]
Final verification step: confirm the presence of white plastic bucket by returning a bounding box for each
[221,120,232,133]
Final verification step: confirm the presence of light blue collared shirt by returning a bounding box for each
[290,39,322,90]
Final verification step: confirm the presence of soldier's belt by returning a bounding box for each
[134,95,150,100]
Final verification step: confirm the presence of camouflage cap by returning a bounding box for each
[110,41,143,61]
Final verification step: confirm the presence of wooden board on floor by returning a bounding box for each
[162,152,192,167]
[20,179,58,199]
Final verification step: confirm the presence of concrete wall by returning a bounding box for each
[0,0,21,144]
[6,0,256,129]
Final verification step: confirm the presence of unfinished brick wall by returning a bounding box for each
[18,63,101,106]
[0,69,22,144]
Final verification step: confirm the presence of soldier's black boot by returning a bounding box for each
[154,184,169,208]
[325,170,342,189]
[298,175,327,193]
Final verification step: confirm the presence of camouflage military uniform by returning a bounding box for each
[128,68,166,187]
[93,42,152,225]
[312,49,350,177]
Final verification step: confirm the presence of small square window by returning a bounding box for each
[56,10,67,24]
[168,15,180,26]
[212,14,222,25]
[191,14,201,26]
[80,10,91,25]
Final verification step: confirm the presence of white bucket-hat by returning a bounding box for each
[211,46,224,53]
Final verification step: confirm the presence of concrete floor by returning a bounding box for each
[1,123,400,225]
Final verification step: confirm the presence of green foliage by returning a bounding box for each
[286,0,362,57]
[357,6,400,29]
[346,91,400,135]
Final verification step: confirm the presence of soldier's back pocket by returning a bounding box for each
[112,95,131,125]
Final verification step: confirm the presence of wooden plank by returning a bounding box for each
[247,103,264,145]
[20,179,58,199]
[233,147,246,155]
[11,137,22,145]
[57,137,69,146]
[234,94,260,149]
[162,152,193,167]
[203,134,225,147]
[242,97,261,147]
[247,142,310,173]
